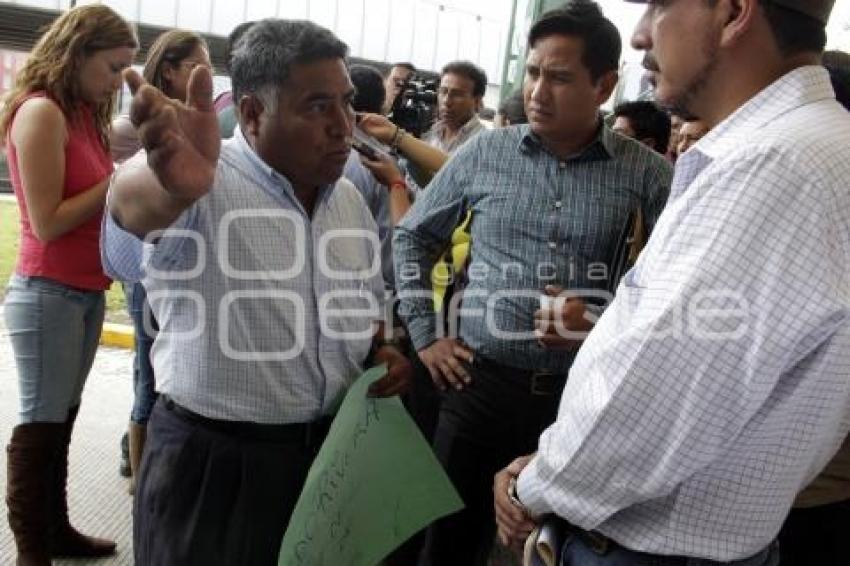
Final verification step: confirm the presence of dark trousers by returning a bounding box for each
[419,357,565,566]
[133,398,329,566]
[778,499,850,565]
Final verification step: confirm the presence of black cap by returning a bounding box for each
[624,0,834,25]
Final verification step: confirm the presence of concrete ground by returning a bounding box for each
[0,307,135,565]
[0,305,522,566]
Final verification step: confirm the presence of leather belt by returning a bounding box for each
[160,395,332,447]
[472,355,566,396]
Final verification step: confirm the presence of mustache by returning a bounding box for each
[642,54,660,72]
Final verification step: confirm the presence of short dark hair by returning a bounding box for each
[528,0,621,82]
[613,100,671,154]
[389,62,416,76]
[231,19,348,108]
[497,90,527,125]
[441,60,488,98]
[225,21,255,74]
[350,65,386,114]
[759,0,827,56]
[824,51,850,111]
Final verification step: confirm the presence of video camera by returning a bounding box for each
[387,76,438,138]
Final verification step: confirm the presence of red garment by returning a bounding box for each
[6,93,112,290]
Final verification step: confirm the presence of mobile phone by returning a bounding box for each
[351,137,380,161]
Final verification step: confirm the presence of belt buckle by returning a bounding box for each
[530,370,555,396]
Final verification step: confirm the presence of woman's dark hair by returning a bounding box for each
[350,65,386,114]
[143,30,207,97]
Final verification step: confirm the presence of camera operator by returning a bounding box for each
[382,62,416,115]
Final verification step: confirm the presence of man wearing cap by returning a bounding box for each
[494,1,850,564]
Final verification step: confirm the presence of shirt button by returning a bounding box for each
[548,241,557,250]
[554,201,562,209]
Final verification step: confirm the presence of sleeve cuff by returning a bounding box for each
[516,455,552,517]
[406,316,438,352]
[101,209,146,282]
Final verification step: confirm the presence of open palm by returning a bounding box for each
[125,66,220,202]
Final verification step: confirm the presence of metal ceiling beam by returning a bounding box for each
[0,2,434,80]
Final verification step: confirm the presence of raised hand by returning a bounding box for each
[124,66,220,203]
[356,113,397,145]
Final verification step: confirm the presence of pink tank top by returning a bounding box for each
[6,93,112,290]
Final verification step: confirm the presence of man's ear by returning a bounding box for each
[238,94,265,138]
[475,96,484,113]
[594,70,619,106]
[719,0,758,48]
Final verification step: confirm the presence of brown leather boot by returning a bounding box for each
[6,422,60,566]
[49,405,117,558]
[127,421,147,495]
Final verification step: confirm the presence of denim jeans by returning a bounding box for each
[4,274,105,423]
[124,282,158,424]
[559,536,779,566]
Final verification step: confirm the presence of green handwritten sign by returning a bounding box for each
[278,365,463,566]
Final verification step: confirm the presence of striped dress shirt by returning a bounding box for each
[101,129,384,424]
[517,66,850,560]
[393,123,672,373]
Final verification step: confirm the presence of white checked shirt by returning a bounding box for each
[101,129,385,424]
[517,66,850,560]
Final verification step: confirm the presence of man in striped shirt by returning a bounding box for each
[393,2,671,563]
[495,1,850,564]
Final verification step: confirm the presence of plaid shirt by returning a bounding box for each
[421,115,487,154]
[102,129,384,424]
[394,123,672,372]
[517,66,850,560]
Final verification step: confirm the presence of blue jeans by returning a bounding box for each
[124,282,158,424]
[3,274,105,423]
[559,537,779,566]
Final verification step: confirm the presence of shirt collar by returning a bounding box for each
[234,126,278,181]
[692,66,835,162]
[231,125,337,209]
[429,115,483,141]
[670,66,835,201]
[518,118,614,162]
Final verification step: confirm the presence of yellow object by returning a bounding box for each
[100,322,134,349]
[432,211,473,312]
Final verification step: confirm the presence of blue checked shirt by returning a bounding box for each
[343,151,394,289]
[393,123,672,372]
[101,129,384,424]
[517,66,850,560]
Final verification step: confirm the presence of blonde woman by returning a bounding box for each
[0,5,137,564]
